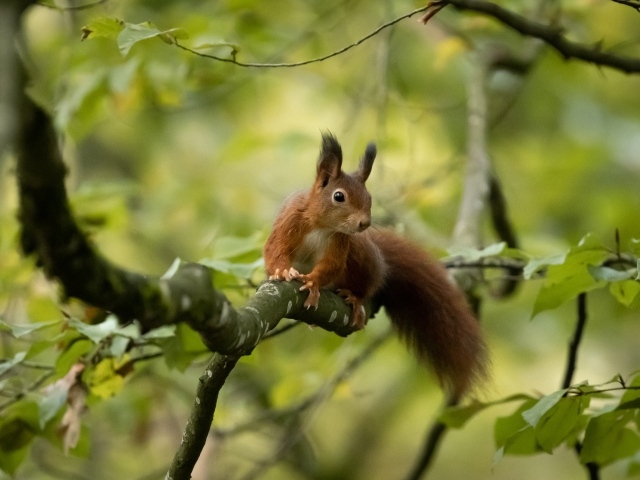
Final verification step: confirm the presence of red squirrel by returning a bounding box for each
[264,133,488,398]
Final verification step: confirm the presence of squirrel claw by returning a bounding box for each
[269,267,300,282]
[299,276,320,308]
[285,267,300,281]
[337,288,358,305]
[337,289,367,329]
[268,269,282,281]
[350,306,367,330]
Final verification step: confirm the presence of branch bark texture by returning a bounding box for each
[15,81,361,354]
[168,353,240,480]
[440,0,640,74]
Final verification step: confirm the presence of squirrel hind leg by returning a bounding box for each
[337,289,367,329]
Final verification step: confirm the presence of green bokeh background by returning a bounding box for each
[1,1,640,478]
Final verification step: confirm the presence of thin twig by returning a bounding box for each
[561,293,588,389]
[561,293,600,480]
[435,0,640,74]
[567,385,640,396]
[0,371,54,412]
[174,5,433,68]
[487,174,520,298]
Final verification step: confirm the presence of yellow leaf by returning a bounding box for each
[86,358,125,399]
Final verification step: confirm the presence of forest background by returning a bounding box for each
[1,0,640,479]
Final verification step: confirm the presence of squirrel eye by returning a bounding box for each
[333,190,345,203]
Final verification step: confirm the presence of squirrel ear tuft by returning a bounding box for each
[355,142,376,182]
[317,132,343,184]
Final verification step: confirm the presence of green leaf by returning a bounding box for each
[581,411,640,465]
[628,451,640,476]
[0,399,40,473]
[118,23,158,56]
[532,236,610,317]
[81,17,125,41]
[55,340,93,378]
[0,445,30,476]
[109,335,131,358]
[534,397,584,453]
[527,234,610,282]
[440,394,533,429]
[157,324,206,371]
[522,389,568,427]
[609,280,640,307]
[114,322,142,339]
[618,374,640,410]
[192,40,240,55]
[495,399,540,455]
[159,28,189,44]
[588,265,635,282]
[523,253,566,280]
[199,258,264,279]
[209,232,264,260]
[38,388,68,429]
[117,22,186,56]
[67,315,138,344]
[440,402,489,429]
[0,320,60,338]
[0,352,26,376]
[55,69,108,137]
[68,316,119,343]
[142,325,177,340]
[497,425,537,456]
[532,276,602,317]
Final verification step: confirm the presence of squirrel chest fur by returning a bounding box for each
[264,133,488,399]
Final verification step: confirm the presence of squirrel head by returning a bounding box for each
[309,132,377,234]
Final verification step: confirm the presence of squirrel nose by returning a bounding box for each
[358,219,371,231]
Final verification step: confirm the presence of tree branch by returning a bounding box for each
[560,293,601,480]
[174,5,433,68]
[561,293,588,390]
[0,0,34,157]
[14,68,362,354]
[612,0,640,13]
[431,0,640,74]
[452,58,491,252]
[407,55,492,480]
[235,332,391,480]
[487,174,520,297]
[168,353,240,480]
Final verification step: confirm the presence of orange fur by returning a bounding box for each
[264,133,488,398]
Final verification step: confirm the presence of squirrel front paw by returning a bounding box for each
[298,275,320,309]
[269,267,300,282]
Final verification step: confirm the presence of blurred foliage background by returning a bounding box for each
[1,0,640,479]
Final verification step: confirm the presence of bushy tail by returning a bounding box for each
[371,230,488,399]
